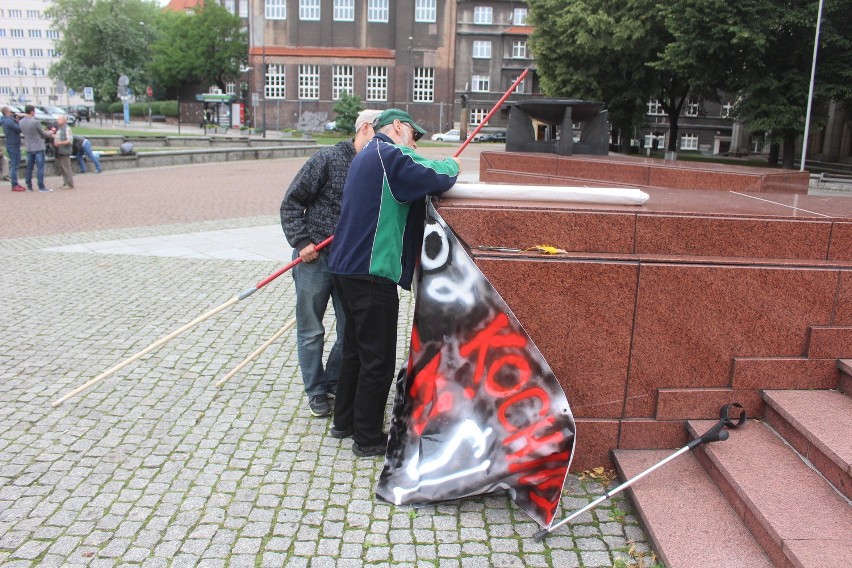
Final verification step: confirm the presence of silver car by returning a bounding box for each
[38,105,76,126]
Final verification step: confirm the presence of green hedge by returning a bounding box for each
[103,100,178,117]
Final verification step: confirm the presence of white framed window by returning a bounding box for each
[0,68,8,76]
[680,134,699,150]
[514,77,527,93]
[299,65,320,99]
[368,0,389,22]
[30,49,44,57]
[265,0,286,19]
[334,0,354,21]
[685,100,699,117]
[26,9,40,18]
[226,82,236,95]
[413,68,434,102]
[12,48,25,57]
[9,9,22,18]
[512,40,527,59]
[647,100,664,116]
[12,63,26,75]
[332,65,354,100]
[47,49,58,57]
[0,87,10,95]
[468,108,487,126]
[366,66,387,101]
[471,74,489,92]
[513,8,527,25]
[46,30,59,39]
[239,0,248,17]
[0,30,5,37]
[265,64,286,99]
[28,29,41,38]
[472,41,491,59]
[645,133,665,148]
[224,0,235,14]
[36,86,46,95]
[299,0,320,20]
[415,0,436,22]
[32,67,46,76]
[10,29,24,38]
[721,102,733,119]
[473,6,492,24]
[0,49,8,56]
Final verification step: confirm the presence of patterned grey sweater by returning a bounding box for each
[280,140,356,253]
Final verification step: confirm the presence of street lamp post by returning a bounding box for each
[406,37,413,112]
[30,63,39,105]
[14,60,25,104]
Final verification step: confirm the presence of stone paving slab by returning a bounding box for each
[0,159,654,567]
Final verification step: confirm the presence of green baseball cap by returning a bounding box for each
[373,108,426,141]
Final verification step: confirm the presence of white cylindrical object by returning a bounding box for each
[445,182,649,206]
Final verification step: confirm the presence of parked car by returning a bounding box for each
[430,129,482,142]
[479,130,507,143]
[324,121,337,131]
[39,105,75,126]
[6,104,55,127]
[68,105,91,122]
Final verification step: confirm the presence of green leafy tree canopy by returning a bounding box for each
[331,93,364,134]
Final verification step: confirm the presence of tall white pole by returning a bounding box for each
[800,0,825,172]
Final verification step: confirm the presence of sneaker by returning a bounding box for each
[329,425,354,439]
[352,440,387,458]
[38,188,53,193]
[26,186,33,191]
[12,185,25,192]
[326,389,336,399]
[308,394,331,417]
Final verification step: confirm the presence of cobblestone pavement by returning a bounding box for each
[0,157,655,567]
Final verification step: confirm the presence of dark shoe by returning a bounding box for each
[352,440,387,458]
[326,389,336,399]
[26,186,33,191]
[308,394,331,417]
[329,425,354,439]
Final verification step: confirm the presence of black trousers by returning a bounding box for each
[331,274,399,447]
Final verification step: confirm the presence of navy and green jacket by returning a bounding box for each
[329,133,459,290]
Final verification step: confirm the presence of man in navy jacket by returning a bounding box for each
[329,109,460,457]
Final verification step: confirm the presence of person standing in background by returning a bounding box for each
[52,115,74,189]
[0,106,25,192]
[19,105,52,192]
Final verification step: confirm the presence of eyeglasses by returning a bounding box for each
[404,122,423,142]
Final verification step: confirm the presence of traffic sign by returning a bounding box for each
[68,88,76,97]
[84,87,94,101]
[146,86,153,97]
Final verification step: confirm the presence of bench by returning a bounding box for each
[150,115,166,123]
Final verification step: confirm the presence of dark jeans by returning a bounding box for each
[24,150,45,190]
[6,145,20,187]
[331,274,399,447]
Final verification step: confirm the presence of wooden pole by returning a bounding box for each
[215,318,296,388]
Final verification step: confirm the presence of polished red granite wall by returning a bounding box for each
[479,152,811,194]
[438,158,852,470]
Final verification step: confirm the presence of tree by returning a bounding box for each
[528,0,661,153]
[331,93,364,134]
[734,0,852,168]
[46,0,162,103]
[148,2,246,97]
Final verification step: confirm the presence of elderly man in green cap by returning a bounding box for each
[328,109,461,457]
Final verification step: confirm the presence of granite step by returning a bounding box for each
[612,449,773,568]
[838,359,852,395]
[762,389,852,500]
[689,419,852,568]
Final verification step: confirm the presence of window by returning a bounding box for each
[46,30,59,39]
[265,0,286,19]
[473,6,492,24]
[513,8,527,25]
[28,29,41,38]
[226,82,236,95]
[413,68,434,102]
[30,49,44,57]
[415,0,436,22]
[47,49,58,57]
[240,0,248,17]
[0,87,10,96]
[12,48,25,57]
[472,41,491,59]
[471,75,489,92]
[300,0,320,20]
[366,66,387,101]
[512,40,527,59]
[645,133,665,148]
[469,108,487,126]
[12,64,26,75]
[680,134,699,150]
[334,0,354,21]
[26,10,40,18]
[647,100,664,116]
[0,68,8,76]
[298,65,319,99]
[36,87,46,95]
[265,64,286,98]
[721,102,733,119]
[685,101,699,117]
[9,9,22,18]
[332,65,354,100]
[0,49,8,56]
[10,29,24,38]
[0,30,5,37]
[514,77,527,94]
[368,0,388,22]
[224,0,235,14]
